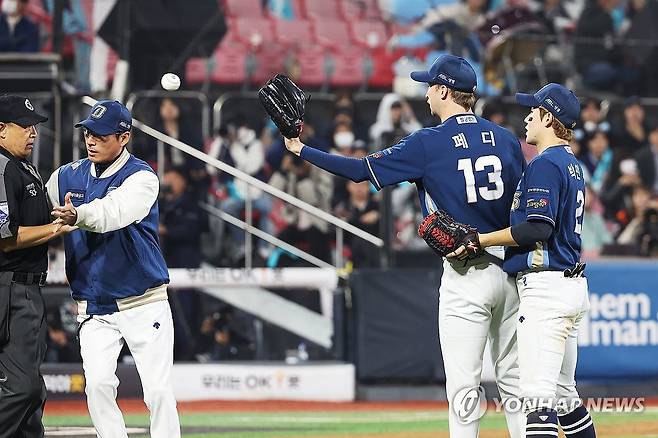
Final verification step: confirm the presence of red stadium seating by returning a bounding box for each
[339,0,382,21]
[313,20,352,49]
[250,45,288,84]
[186,57,210,84]
[210,43,249,84]
[351,20,389,48]
[223,0,264,17]
[293,47,328,86]
[367,47,404,88]
[329,47,366,87]
[273,19,314,48]
[304,1,340,20]
[233,17,273,47]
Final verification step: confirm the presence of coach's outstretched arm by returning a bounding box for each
[48,169,159,233]
[284,137,370,182]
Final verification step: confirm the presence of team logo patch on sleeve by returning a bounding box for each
[369,147,393,159]
[527,198,549,209]
[0,202,9,226]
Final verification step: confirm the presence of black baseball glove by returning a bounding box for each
[418,210,482,258]
[258,74,309,139]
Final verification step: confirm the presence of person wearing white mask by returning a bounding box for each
[220,123,274,262]
[0,0,39,53]
[332,122,356,156]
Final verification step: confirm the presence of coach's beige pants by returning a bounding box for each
[78,300,181,438]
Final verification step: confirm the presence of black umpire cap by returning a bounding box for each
[0,94,48,127]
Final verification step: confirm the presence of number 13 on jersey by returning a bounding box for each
[458,155,505,203]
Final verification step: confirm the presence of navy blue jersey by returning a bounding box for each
[364,114,525,233]
[504,145,586,275]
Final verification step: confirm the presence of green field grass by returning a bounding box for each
[43,408,658,437]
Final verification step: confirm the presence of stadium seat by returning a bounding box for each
[339,0,382,21]
[313,20,352,49]
[186,57,210,84]
[351,20,389,49]
[223,0,264,17]
[210,44,249,84]
[329,47,366,87]
[367,47,404,88]
[293,47,328,87]
[273,19,314,48]
[304,1,340,20]
[233,17,273,47]
[250,45,288,84]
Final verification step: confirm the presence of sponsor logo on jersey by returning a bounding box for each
[527,198,549,209]
[511,191,521,211]
[528,187,550,194]
[456,115,477,124]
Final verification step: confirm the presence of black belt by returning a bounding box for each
[12,272,47,286]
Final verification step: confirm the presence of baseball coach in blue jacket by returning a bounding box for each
[46,100,181,438]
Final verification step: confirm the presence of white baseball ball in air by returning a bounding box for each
[491,24,500,34]
[161,73,181,91]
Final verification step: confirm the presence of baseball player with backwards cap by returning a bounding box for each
[284,54,526,437]
[450,83,596,437]
[45,100,181,437]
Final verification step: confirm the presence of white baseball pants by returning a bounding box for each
[78,300,181,438]
[440,258,525,438]
[516,271,589,414]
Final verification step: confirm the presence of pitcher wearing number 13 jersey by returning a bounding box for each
[285,54,528,437]
[504,145,585,274]
[365,113,525,233]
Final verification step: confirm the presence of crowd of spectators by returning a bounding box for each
[6,0,658,363]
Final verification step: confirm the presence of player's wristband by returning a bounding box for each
[300,145,369,182]
[510,220,553,246]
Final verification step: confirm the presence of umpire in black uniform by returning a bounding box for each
[0,95,74,437]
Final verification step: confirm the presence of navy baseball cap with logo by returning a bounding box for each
[75,100,132,135]
[516,83,580,129]
[0,94,48,127]
[410,54,477,93]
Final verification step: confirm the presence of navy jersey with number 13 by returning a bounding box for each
[364,114,525,234]
[504,145,586,275]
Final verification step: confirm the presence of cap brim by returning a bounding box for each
[410,71,432,83]
[74,118,116,136]
[12,113,48,127]
[515,93,539,108]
